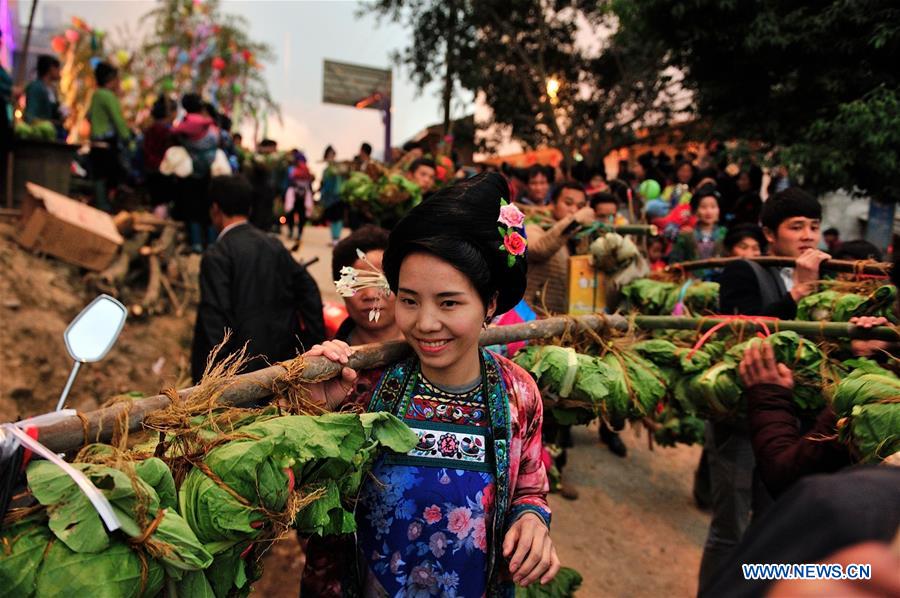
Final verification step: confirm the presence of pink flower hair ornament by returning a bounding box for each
[496,198,527,267]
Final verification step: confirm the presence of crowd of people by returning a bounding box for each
[183,135,898,595]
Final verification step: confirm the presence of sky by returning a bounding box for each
[21,0,466,165]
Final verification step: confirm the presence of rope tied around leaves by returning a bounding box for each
[128,508,166,546]
[687,315,780,359]
[188,459,253,507]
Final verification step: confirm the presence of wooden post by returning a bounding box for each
[13,0,39,89]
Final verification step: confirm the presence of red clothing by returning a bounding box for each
[142,121,172,171]
[652,203,695,234]
[172,113,215,142]
[746,383,853,498]
[291,162,311,181]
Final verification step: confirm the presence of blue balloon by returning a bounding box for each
[645,199,670,220]
[89,56,102,69]
[177,49,189,65]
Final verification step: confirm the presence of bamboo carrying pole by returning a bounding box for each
[667,256,892,276]
[574,223,658,238]
[22,314,900,453]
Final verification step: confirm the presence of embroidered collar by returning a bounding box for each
[367,349,512,586]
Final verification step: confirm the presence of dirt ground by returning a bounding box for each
[0,222,198,420]
[0,221,709,597]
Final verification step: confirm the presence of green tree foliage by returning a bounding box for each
[366,0,680,166]
[781,87,900,200]
[612,0,900,198]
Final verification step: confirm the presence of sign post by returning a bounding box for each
[322,60,393,163]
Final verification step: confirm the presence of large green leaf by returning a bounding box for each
[26,462,126,553]
[27,458,212,573]
[832,368,900,417]
[0,519,52,596]
[727,332,829,411]
[34,539,164,598]
[181,413,415,547]
[847,403,900,462]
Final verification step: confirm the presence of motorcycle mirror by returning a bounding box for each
[55,295,127,411]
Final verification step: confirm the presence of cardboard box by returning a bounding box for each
[567,255,606,315]
[17,183,124,271]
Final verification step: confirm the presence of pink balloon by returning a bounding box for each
[64,29,80,43]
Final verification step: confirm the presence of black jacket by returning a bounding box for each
[191,223,324,382]
[718,260,797,319]
[700,466,900,598]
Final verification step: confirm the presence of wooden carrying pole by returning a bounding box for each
[22,314,900,454]
[667,256,891,276]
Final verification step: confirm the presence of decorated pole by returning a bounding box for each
[667,256,891,276]
[20,314,900,453]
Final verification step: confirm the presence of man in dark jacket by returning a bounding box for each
[700,187,831,591]
[719,187,830,318]
[737,248,900,497]
[191,175,325,383]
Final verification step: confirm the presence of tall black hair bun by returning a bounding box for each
[384,172,527,315]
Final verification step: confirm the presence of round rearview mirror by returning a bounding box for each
[64,295,128,363]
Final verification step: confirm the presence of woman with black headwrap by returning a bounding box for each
[304,172,559,596]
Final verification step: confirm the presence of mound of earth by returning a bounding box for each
[0,221,197,422]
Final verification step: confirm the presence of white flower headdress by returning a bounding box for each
[334,249,393,322]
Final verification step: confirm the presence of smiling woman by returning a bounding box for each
[395,254,494,388]
[302,173,558,597]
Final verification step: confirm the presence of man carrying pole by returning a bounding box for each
[699,187,830,591]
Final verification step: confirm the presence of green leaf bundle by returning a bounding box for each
[621,279,719,315]
[631,339,712,383]
[0,518,166,598]
[515,566,583,597]
[677,362,743,417]
[0,455,208,597]
[727,331,831,411]
[621,279,678,314]
[340,171,377,204]
[514,345,613,425]
[176,412,415,595]
[598,351,667,427]
[834,362,898,413]
[653,405,706,447]
[797,285,897,323]
[179,412,416,545]
[516,344,669,427]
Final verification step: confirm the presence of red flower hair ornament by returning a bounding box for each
[496,199,527,267]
